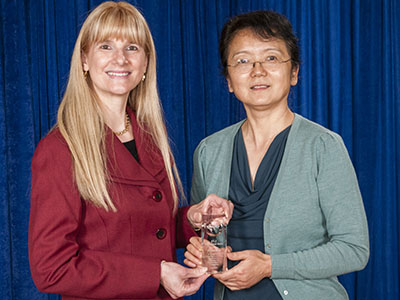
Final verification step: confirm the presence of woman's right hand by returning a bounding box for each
[160,260,208,299]
[184,236,203,268]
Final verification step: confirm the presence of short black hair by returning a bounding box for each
[219,10,300,76]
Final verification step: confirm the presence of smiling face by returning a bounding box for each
[226,29,298,111]
[82,38,148,104]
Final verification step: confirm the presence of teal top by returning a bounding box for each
[190,114,369,300]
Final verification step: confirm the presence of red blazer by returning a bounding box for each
[29,110,196,300]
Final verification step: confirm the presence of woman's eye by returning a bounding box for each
[237,58,250,64]
[266,55,278,62]
[127,45,138,51]
[99,44,111,50]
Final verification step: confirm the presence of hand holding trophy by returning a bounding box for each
[185,194,233,274]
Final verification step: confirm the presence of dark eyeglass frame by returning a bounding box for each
[227,57,292,72]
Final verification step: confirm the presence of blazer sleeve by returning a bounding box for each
[175,205,198,248]
[29,136,162,299]
[271,132,370,279]
[176,142,207,246]
[173,142,209,247]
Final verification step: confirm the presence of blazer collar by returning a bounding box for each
[106,107,166,187]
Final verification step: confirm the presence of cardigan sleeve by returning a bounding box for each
[29,135,162,299]
[190,141,207,205]
[271,132,369,280]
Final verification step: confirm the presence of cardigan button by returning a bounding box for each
[283,290,289,295]
[156,228,167,239]
[152,191,162,202]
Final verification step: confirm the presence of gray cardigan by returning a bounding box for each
[190,114,369,300]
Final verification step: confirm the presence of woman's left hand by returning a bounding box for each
[187,194,234,230]
[213,250,272,291]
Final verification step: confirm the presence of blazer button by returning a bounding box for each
[152,190,162,202]
[156,228,166,239]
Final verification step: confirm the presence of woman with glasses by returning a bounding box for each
[184,10,369,300]
[28,2,234,299]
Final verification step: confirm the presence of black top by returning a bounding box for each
[123,139,139,161]
[223,125,291,300]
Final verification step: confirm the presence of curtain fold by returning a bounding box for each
[0,0,398,299]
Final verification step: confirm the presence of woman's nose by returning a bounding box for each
[251,61,268,76]
[115,50,128,65]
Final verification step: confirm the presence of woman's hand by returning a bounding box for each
[184,236,203,268]
[187,194,234,230]
[160,261,208,299]
[184,236,233,269]
[213,250,272,291]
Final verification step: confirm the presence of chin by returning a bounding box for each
[110,87,133,95]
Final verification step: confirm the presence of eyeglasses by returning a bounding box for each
[227,56,292,73]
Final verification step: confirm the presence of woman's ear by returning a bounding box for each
[290,66,299,86]
[145,55,149,70]
[82,52,89,72]
[226,76,234,93]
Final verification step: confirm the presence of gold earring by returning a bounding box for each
[141,74,146,82]
[84,70,88,79]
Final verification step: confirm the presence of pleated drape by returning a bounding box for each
[0,0,399,299]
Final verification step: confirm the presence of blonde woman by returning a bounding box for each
[29,2,233,300]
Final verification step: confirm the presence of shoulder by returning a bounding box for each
[195,120,244,154]
[295,114,340,138]
[32,128,71,168]
[34,128,69,154]
[291,114,350,166]
[294,114,345,147]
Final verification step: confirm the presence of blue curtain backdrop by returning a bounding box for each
[0,0,399,299]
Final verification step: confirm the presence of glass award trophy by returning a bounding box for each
[201,213,228,274]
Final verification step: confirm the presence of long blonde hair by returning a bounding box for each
[57,1,183,212]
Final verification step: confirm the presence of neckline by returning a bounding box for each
[238,125,292,191]
[123,138,135,144]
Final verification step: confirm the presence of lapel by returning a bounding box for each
[208,120,245,199]
[264,113,300,218]
[106,107,166,188]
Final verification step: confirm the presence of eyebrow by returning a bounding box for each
[96,40,113,45]
[97,39,138,45]
[231,47,284,58]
